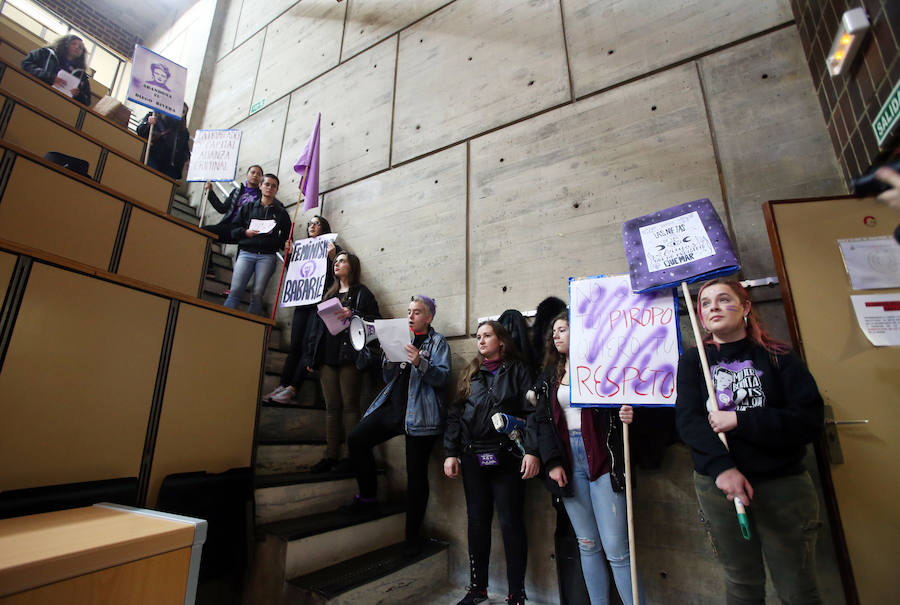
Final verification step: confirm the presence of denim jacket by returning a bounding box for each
[362,327,451,436]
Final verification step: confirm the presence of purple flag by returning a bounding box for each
[622,198,740,293]
[293,113,321,211]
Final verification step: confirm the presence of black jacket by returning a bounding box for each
[528,368,626,497]
[303,284,380,368]
[21,47,91,105]
[444,359,535,458]
[208,183,260,224]
[231,198,291,254]
[136,112,190,180]
[675,338,823,481]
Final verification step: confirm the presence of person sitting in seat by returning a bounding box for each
[21,34,92,105]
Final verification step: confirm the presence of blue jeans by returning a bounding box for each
[224,250,277,316]
[563,431,641,605]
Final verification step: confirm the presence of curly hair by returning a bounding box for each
[52,35,86,70]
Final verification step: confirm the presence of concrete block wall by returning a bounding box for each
[185,0,853,601]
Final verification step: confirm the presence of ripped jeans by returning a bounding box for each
[563,431,641,605]
[694,470,822,605]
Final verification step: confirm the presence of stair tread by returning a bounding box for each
[257,438,326,446]
[254,468,384,489]
[287,538,448,598]
[259,501,406,541]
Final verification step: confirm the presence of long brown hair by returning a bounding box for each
[542,311,569,385]
[697,278,790,354]
[323,251,360,299]
[454,320,522,403]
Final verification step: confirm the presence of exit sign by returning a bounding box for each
[250,98,266,115]
[873,80,900,146]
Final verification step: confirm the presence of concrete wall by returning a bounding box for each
[190,0,851,602]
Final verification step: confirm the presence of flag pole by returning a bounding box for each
[681,281,751,539]
[270,165,311,322]
[143,119,154,164]
[623,421,639,604]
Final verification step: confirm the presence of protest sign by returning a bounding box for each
[281,233,338,308]
[127,46,186,119]
[622,198,739,293]
[185,130,242,182]
[568,274,680,407]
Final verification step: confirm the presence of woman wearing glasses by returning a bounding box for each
[265,215,339,404]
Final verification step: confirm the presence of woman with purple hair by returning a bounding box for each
[345,295,451,555]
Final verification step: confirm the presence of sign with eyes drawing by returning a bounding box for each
[568,274,680,407]
[622,198,739,293]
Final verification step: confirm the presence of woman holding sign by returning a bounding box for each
[264,215,338,404]
[223,174,291,316]
[529,311,641,605]
[443,321,539,605]
[675,278,824,604]
[304,251,380,474]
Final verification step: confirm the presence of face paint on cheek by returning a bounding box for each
[724,305,741,312]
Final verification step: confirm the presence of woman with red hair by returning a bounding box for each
[675,278,824,604]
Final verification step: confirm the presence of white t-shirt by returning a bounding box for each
[558,384,581,431]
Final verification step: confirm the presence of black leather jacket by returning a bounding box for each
[303,284,380,368]
[444,359,535,458]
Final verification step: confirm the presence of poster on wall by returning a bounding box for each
[621,198,739,293]
[185,130,242,182]
[126,45,187,119]
[281,233,339,308]
[568,274,680,407]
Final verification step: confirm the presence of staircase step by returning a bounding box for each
[210,251,232,268]
[261,374,325,408]
[262,503,406,579]
[171,206,200,225]
[285,539,449,604]
[205,263,232,283]
[256,441,328,475]
[254,469,386,525]
[265,350,287,374]
[258,404,325,441]
[172,197,195,215]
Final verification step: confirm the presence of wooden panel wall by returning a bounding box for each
[3,104,102,171]
[0,250,14,301]
[0,158,121,268]
[147,303,264,505]
[0,264,168,491]
[80,113,144,162]
[0,69,79,126]
[100,154,173,214]
[392,0,570,164]
[117,208,206,297]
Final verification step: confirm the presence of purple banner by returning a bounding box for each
[622,198,740,293]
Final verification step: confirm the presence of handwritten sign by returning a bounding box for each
[127,45,186,119]
[569,274,680,406]
[185,129,242,182]
[622,198,739,293]
[281,233,338,308]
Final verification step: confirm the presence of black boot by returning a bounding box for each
[455,586,488,605]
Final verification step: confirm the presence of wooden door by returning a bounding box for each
[765,196,900,604]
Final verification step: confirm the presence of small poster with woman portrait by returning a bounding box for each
[126,45,186,119]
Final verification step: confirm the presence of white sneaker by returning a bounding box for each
[263,385,288,401]
[270,387,298,405]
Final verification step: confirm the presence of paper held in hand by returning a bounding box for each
[248,219,276,234]
[317,297,349,335]
[53,69,80,97]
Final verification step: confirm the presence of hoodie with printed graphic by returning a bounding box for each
[675,337,823,481]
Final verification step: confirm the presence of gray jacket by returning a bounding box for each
[362,327,451,436]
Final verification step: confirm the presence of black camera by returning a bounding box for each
[850,159,900,197]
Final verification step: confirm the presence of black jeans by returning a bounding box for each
[280,305,314,388]
[460,450,527,595]
[347,400,436,541]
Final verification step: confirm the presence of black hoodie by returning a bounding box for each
[230,197,291,254]
[675,338,823,482]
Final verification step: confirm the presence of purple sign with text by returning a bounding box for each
[126,45,186,119]
[569,274,680,407]
[622,198,739,293]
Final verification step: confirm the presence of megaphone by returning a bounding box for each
[492,412,526,455]
[349,315,378,351]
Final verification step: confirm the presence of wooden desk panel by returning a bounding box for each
[0,70,78,127]
[100,153,172,213]
[80,112,144,162]
[3,103,102,174]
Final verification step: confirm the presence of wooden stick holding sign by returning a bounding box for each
[143,119,154,164]
[270,167,309,322]
[680,281,751,537]
[621,197,750,540]
[568,274,681,605]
